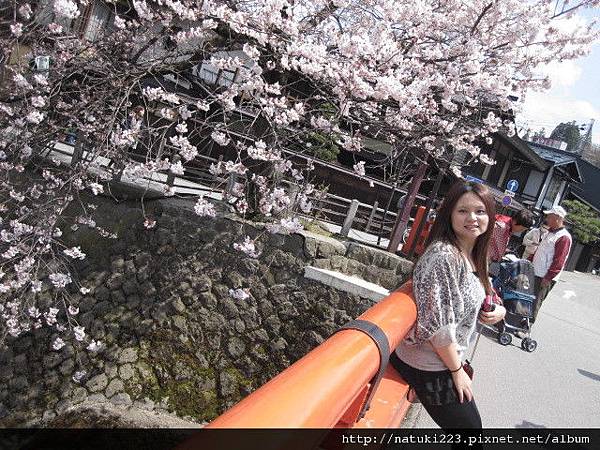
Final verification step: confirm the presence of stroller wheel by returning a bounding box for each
[498,332,512,346]
[521,338,537,352]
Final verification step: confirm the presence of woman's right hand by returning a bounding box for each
[451,368,473,403]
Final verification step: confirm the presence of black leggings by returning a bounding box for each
[390,352,482,430]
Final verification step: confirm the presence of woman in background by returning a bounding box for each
[522,221,550,261]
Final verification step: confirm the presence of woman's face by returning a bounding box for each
[451,192,489,245]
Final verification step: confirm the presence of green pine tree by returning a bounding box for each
[550,122,581,152]
[562,200,600,244]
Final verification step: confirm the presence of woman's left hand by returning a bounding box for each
[478,304,506,325]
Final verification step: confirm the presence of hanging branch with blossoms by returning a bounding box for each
[0,0,598,361]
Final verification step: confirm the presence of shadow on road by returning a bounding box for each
[515,420,547,428]
[577,368,600,382]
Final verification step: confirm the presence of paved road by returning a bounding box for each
[405,270,600,428]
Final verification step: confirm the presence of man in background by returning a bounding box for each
[530,205,572,326]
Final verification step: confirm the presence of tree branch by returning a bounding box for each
[471,2,495,35]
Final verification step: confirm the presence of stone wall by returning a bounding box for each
[0,196,413,426]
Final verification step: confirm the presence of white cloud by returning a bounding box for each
[517,91,599,142]
[543,60,583,88]
[551,11,590,35]
[516,10,600,143]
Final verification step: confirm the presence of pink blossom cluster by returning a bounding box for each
[266,217,304,235]
[194,196,217,217]
[229,288,250,301]
[233,236,260,258]
[259,188,292,217]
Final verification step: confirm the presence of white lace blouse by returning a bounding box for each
[395,240,485,371]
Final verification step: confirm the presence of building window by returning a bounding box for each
[193,50,257,89]
[76,1,113,42]
[523,170,544,199]
[543,176,562,209]
[35,0,114,40]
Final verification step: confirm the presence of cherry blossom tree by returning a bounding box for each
[0,0,598,358]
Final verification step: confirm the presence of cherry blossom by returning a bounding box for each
[72,370,87,383]
[87,340,103,352]
[25,111,44,125]
[49,273,72,289]
[10,24,23,38]
[267,217,304,234]
[53,0,80,20]
[211,131,231,147]
[229,288,250,301]
[299,195,313,214]
[143,218,157,229]
[233,236,260,258]
[30,281,42,293]
[236,199,249,214]
[63,247,86,260]
[170,135,198,161]
[194,197,217,217]
[247,140,281,161]
[28,307,41,319]
[52,337,66,351]
[47,23,63,34]
[479,154,497,166]
[175,123,188,134]
[31,96,46,108]
[114,16,127,30]
[88,183,104,195]
[18,4,33,20]
[44,307,60,326]
[353,161,366,177]
[170,160,185,175]
[280,217,304,234]
[1,0,597,371]
[73,326,86,342]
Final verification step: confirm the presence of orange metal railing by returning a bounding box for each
[181,282,417,435]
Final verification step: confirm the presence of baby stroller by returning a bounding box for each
[490,256,538,352]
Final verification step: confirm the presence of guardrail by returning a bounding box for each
[310,194,400,237]
[175,283,417,448]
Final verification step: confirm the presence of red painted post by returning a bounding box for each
[401,206,426,256]
[387,159,428,253]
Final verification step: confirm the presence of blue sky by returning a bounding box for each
[517,6,600,144]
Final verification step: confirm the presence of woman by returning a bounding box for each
[390,181,506,429]
[522,222,549,261]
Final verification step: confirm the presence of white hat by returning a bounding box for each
[543,205,567,218]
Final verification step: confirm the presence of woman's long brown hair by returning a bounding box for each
[424,181,496,294]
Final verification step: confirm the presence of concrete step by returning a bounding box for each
[304,266,389,301]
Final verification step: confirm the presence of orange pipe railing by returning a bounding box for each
[196,282,417,429]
